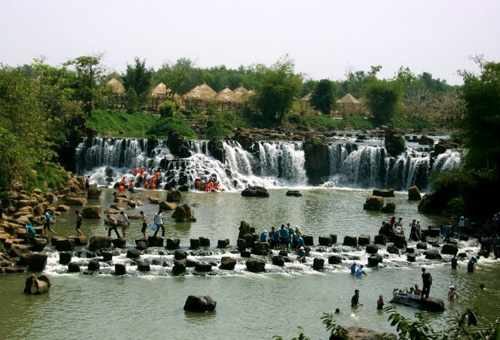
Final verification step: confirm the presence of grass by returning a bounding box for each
[87,109,160,137]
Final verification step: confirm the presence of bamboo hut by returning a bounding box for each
[216,86,242,111]
[335,93,362,116]
[299,92,313,113]
[183,83,217,108]
[106,78,126,108]
[149,82,171,111]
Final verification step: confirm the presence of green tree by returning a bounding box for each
[122,57,153,112]
[65,55,105,118]
[310,79,336,115]
[363,79,402,125]
[253,55,302,124]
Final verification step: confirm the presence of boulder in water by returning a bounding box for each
[24,274,51,294]
[183,295,217,313]
[390,293,445,312]
[241,186,269,197]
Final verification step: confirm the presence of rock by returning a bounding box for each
[135,239,148,250]
[251,242,272,256]
[89,236,112,251]
[329,233,338,244]
[174,249,187,260]
[328,255,343,264]
[166,188,182,202]
[416,241,428,249]
[68,235,88,246]
[137,260,151,272]
[102,252,113,261]
[87,259,100,271]
[67,262,81,273]
[166,238,180,250]
[303,134,329,185]
[172,259,187,276]
[374,234,387,245]
[240,250,251,258]
[238,220,254,239]
[272,255,285,266]
[366,244,379,254]
[303,235,314,246]
[219,256,236,270]
[408,185,422,201]
[285,190,302,197]
[147,236,164,247]
[87,186,103,199]
[313,258,325,270]
[190,238,200,250]
[63,195,87,206]
[441,243,459,255]
[195,261,212,272]
[28,252,48,272]
[407,253,416,262]
[425,250,442,260]
[387,245,400,254]
[343,236,357,247]
[217,239,230,248]
[372,189,395,197]
[115,263,127,275]
[358,234,371,246]
[246,258,266,272]
[381,201,396,213]
[318,236,333,246]
[112,238,126,248]
[172,204,196,222]
[183,295,217,313]
[241,186,269,197]
[24,274,51,294]
[199,237,210,247]
[51,237,75,252]
[363,195,384,211]
[59,251,73,265]
[390,293,445,312]
[367,255,380,267]
[159,201,177,211]
[82,206,102,219]
[126,249,140,259]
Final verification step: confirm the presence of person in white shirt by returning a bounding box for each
[120,211,129,239]
[153,210,165,237]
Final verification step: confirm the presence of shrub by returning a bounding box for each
[158,100,179,118]
[146,117,197,139]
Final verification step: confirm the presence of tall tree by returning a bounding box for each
[363,79,402,125]
[65,55,105,118]
[310,79,336,115]
[253,55,302,124]
[122,57,152,112]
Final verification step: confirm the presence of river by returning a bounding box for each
[1,188,499,340]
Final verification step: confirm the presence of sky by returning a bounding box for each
[1,0,499,85]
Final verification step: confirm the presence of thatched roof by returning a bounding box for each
[233,85,249,96]
[183,83,217,102]
[107,78,125,95]
[216,86,242,103]
[151,82,171,98]
[336,93,360,105]
[300,92,312,102]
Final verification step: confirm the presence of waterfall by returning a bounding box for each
[75,137,461,191]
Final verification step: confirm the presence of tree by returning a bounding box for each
[253,55,302,124]
[363,79,402,125]
[65,55,105,118]
[310,79,336,115]
[122,57,152,112]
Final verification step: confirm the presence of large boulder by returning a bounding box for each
[166,188,182,202]
[24,274,51,294]
[63,195,87,206]
[183,295,217,313]
[238,220,254,239]
[159,201,176,211]
[363,195,384,211]
[441,243,459,255]
[241,186,269,197]
[303,133,329,185]
[408,185,422,201]
[51,237,75,252]
[246,258,266,273]
[171,204,196,222]
[83,206,102,219]
[219,256,236,270]
[87,186,103,199]
[88,236,112,251]
[381,201,396,213]
[28,252,48,272]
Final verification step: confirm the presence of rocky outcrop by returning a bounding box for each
[171,204,196,222]
[167,130,191,158]
[183,295,217,312]
[303,134,329,185]
[408,185,422,201]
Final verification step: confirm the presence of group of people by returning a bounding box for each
[350,262,367,277]
[349,289,385,311]
[194,178,221,192]
[259,223,306,252]
[106,209,166,240]
[388,216,422,241]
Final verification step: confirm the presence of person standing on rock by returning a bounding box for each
[106,214,121,239]
[140,211,147,239]
[75,210,84,236]
[43,209,57,236]
[421,267,432,299]
[120,211,129,239]
[153,210,164,237]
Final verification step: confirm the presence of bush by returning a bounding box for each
[26,163,69,192]
[158,100,179,118]
[146,117,197,139]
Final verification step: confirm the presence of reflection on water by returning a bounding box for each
[1,188,499,340]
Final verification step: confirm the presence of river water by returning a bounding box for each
[1,188,499,340]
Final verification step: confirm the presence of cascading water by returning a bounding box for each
[75,137,461,191]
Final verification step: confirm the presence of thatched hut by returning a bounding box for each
[216,86,242,110]
[299,92,313,113]
[183,84,217,108]
[149,82,172,111]
[335,93,363,116]
[106,78,126,108]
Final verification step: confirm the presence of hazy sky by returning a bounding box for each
[2,0,499,85]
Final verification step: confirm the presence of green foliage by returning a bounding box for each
[158,100,179,118]
[122,57,153,110]
[27,162,69,192]
[459,59,500,171]
[87,109,159,137]
[311,79,336,115]
[253,55,303,124]
[146,117,197,139]
[363,79,403,126]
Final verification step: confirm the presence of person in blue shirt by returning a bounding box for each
[43,209,57,236]
[355,265,367,277]
[451,254,459,270]
[297,246,306,263]
[350,262,357,275]
[259,229,267,242]
[278,224,290,250]
[24,223,36,244]
[268,227,277,249]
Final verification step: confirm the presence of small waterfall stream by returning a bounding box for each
[75,137,461,191]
